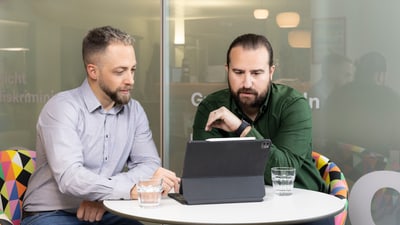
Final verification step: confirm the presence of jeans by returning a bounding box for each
[21,210,143,225]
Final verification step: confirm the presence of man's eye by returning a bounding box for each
[233,70,244,74]
[252,71,264,76]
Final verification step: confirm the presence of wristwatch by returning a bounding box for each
[235,119,250,136]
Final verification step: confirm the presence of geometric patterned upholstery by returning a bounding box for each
[0,149,36,225]
[312,151,349,225]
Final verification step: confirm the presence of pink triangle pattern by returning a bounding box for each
[0,149,36,225]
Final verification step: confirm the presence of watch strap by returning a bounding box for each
[234,119,250,136]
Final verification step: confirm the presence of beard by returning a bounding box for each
[229,83,268,110]
[99,78,131,106]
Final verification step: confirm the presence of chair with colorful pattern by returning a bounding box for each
[312,151,349,225]
[0,149,36,225]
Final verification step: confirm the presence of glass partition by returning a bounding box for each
[0,1,162,152]
[165,1,400,225]
[166,0,312,176]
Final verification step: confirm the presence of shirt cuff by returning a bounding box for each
[107,180,132,200]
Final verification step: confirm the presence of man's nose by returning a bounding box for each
[243,73,252,88]
[125,73,134,85]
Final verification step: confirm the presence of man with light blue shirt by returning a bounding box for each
[21,26,180,225]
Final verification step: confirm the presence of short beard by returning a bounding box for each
[229,84,268,110]
[99,80,131,106]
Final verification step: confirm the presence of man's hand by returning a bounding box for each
[152,167,181,195]
[76,200,106,222]
[130,167,181,199]
[205,106,242,133]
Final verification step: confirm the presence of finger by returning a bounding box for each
[154,167,175,178]
[169,177,181,193]
[174,179,181,193]
[89,210,97,223]
[161,176,180,194]
[84,208,93,222]
[83,210,89,221]
[206,114,221,131]
[160,168,177,177]
[95,208,105,221]
[161,177,175,190]
[76,208,84,220]
[88,204,104,222]
[173,177,181,188]
[161,183,170,196]
[162,180,176,195]
[153,168,180,193]
[157,168,177,181]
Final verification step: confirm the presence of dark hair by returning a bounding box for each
[321,53,352,75]
[82,26,134,66]
[226,33,274,67]
[354,51,386,83]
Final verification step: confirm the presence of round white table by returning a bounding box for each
[104,186,345,225]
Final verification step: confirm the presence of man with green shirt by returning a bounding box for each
[192,34,331,224]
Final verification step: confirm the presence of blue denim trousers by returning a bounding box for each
[21,210,143,225]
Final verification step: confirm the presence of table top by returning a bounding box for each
[104,186,345,225]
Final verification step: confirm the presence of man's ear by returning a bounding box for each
[375,72,386,85]
[86,64,98,80]
[270,65,276,79]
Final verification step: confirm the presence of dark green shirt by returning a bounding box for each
[192,83,328,193]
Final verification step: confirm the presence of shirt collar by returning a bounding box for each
[80,79,124,114]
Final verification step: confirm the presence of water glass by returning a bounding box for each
[271,167,296,196]
[137,178,163,207]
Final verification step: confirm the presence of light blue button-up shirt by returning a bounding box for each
[23,79,161,211]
